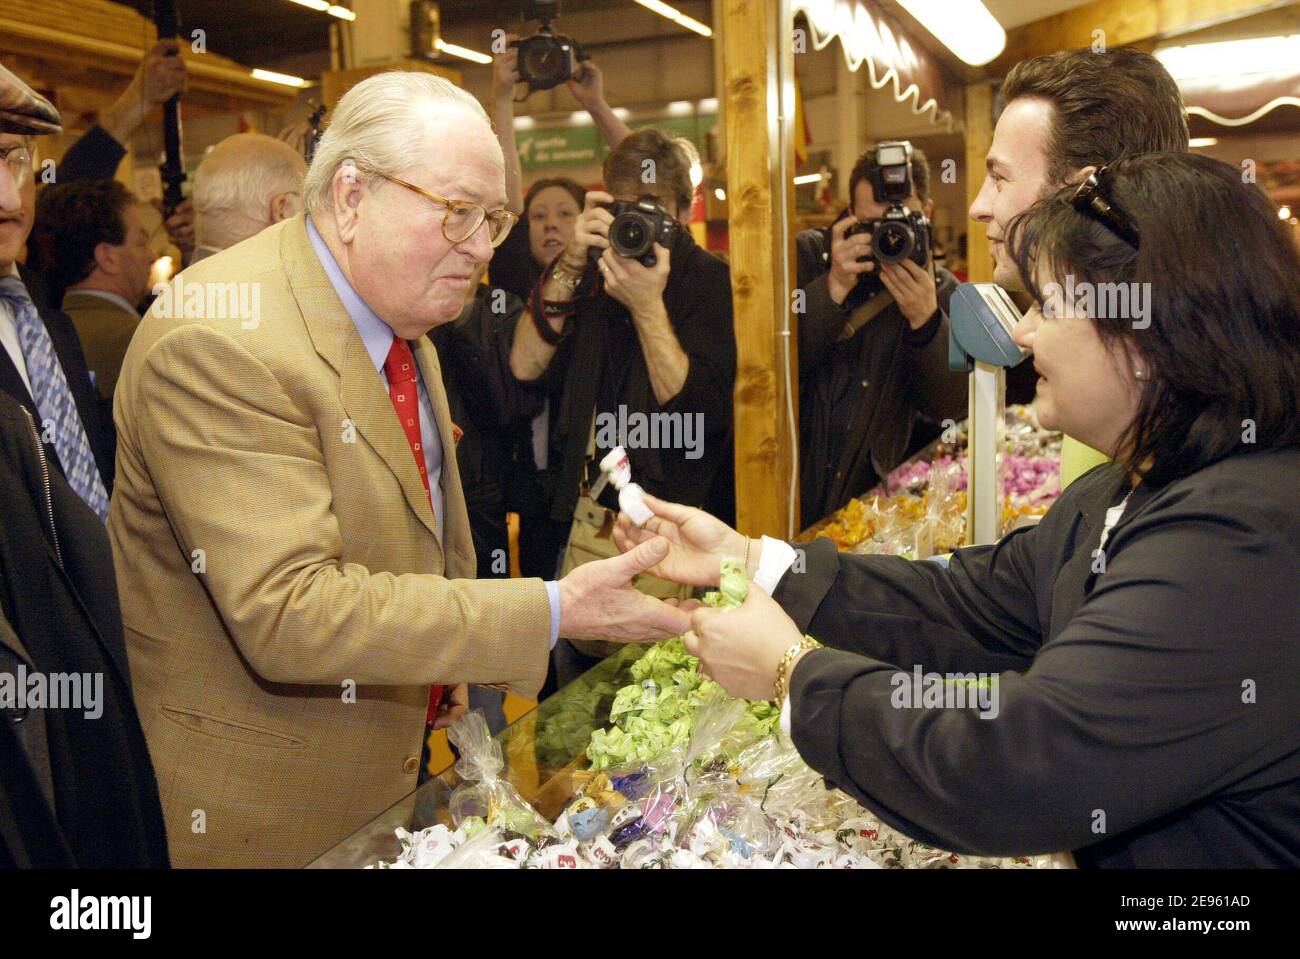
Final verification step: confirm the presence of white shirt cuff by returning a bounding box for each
[779,694,793,737]
[544,580,561,650]
[753,535,798,596]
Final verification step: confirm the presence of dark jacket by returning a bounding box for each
[0,267,115,492]
[0,392,168,868]
[430,286,542,579]
[524,228,736,525]
[776,450,1300,867]
[795,228,966,524]
[56,123,126,183]
[487,221,542,303]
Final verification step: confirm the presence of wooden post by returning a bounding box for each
[964,81,995,285]
[962,80,1000,545]
[723,0,799,538]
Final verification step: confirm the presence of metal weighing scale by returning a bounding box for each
[948,283,1030,546]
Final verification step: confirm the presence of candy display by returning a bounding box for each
[586,558,779,770]
[368,561,1062,870]
[809,405,1064,553]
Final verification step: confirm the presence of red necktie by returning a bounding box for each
[383,337,445,728]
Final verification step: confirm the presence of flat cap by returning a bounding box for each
[0,59,62,135]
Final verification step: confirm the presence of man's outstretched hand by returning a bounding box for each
[557,537,693,642]
[612,493,748,588]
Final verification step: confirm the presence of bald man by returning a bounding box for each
[191,132,307,262]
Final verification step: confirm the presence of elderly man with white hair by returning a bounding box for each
[190,132,308,262]
[108,71,688,868]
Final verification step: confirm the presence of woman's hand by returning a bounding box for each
[612,493,747,587]
[566,61,608,112]
[684,587,804,701]
[492,35,521,104]
[562,190,614,269]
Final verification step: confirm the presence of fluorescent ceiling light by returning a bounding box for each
[252,68,307,87]
[435,38,492,64]
[612,107,631,120]
[698,97,718,112]
[513,116,536,130]
[666,100,693,116]
[327,4,356,20]
[1188,137,1219,148]
[793,173,823,185]
[1157,35,1300,79]
[896,0,1004,66]
[287,0,330,11]
[635,0,713,38]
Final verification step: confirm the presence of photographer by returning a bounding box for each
[510,128,735,685]
[489,38,633,579]
[796,142,967,525]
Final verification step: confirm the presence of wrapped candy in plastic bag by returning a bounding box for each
[586,558,779,772]
[921,458,966,556]
[447,709,556,841]
[434,824,527,869]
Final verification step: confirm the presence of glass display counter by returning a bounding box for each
[307,645,648,868]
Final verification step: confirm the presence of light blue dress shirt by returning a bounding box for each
[305,217,560,648]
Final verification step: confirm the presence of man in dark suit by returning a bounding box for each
[0,58,168,869]
[0,64,115,505]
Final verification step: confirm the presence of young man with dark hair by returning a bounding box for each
[969,46,1189,480]
[31,180,154,429]
[795,142,968,526]
[973,46,1189,291]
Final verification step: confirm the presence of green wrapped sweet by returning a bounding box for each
[585,557,779,771]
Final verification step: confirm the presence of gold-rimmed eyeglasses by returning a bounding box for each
[378,172,517,247]
[0,142,34,191]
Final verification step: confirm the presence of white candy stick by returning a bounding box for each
[619,483,655,527]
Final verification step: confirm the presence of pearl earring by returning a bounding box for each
[1134,369,1146,380]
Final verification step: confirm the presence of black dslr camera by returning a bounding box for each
[842,140,930,283]
[512,1,589,93]
[601,198,678,268]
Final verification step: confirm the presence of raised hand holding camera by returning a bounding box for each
[828,215,876,304]
[879,256,939,330]
[600,242,670,316]
[561,189,614,270]
[510,2,589,94]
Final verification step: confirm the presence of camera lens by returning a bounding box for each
[873,221,914,263]
[521,38,567,89]
[524,46,557,78]
[612,215,650,256]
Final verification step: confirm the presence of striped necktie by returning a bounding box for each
[0,275,110,522]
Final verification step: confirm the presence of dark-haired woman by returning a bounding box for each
[614,152,1300,867]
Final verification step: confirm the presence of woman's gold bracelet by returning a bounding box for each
[773,635,822,706]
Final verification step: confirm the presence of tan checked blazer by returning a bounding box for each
[108,215,552,868]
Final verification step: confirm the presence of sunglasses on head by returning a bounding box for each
[1069,165,1140,249]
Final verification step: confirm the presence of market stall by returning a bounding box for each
[310,563,1063,870]
[804,405,1063,556]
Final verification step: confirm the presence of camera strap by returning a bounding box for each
[838,289,893,342]
[529,256,602,343]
